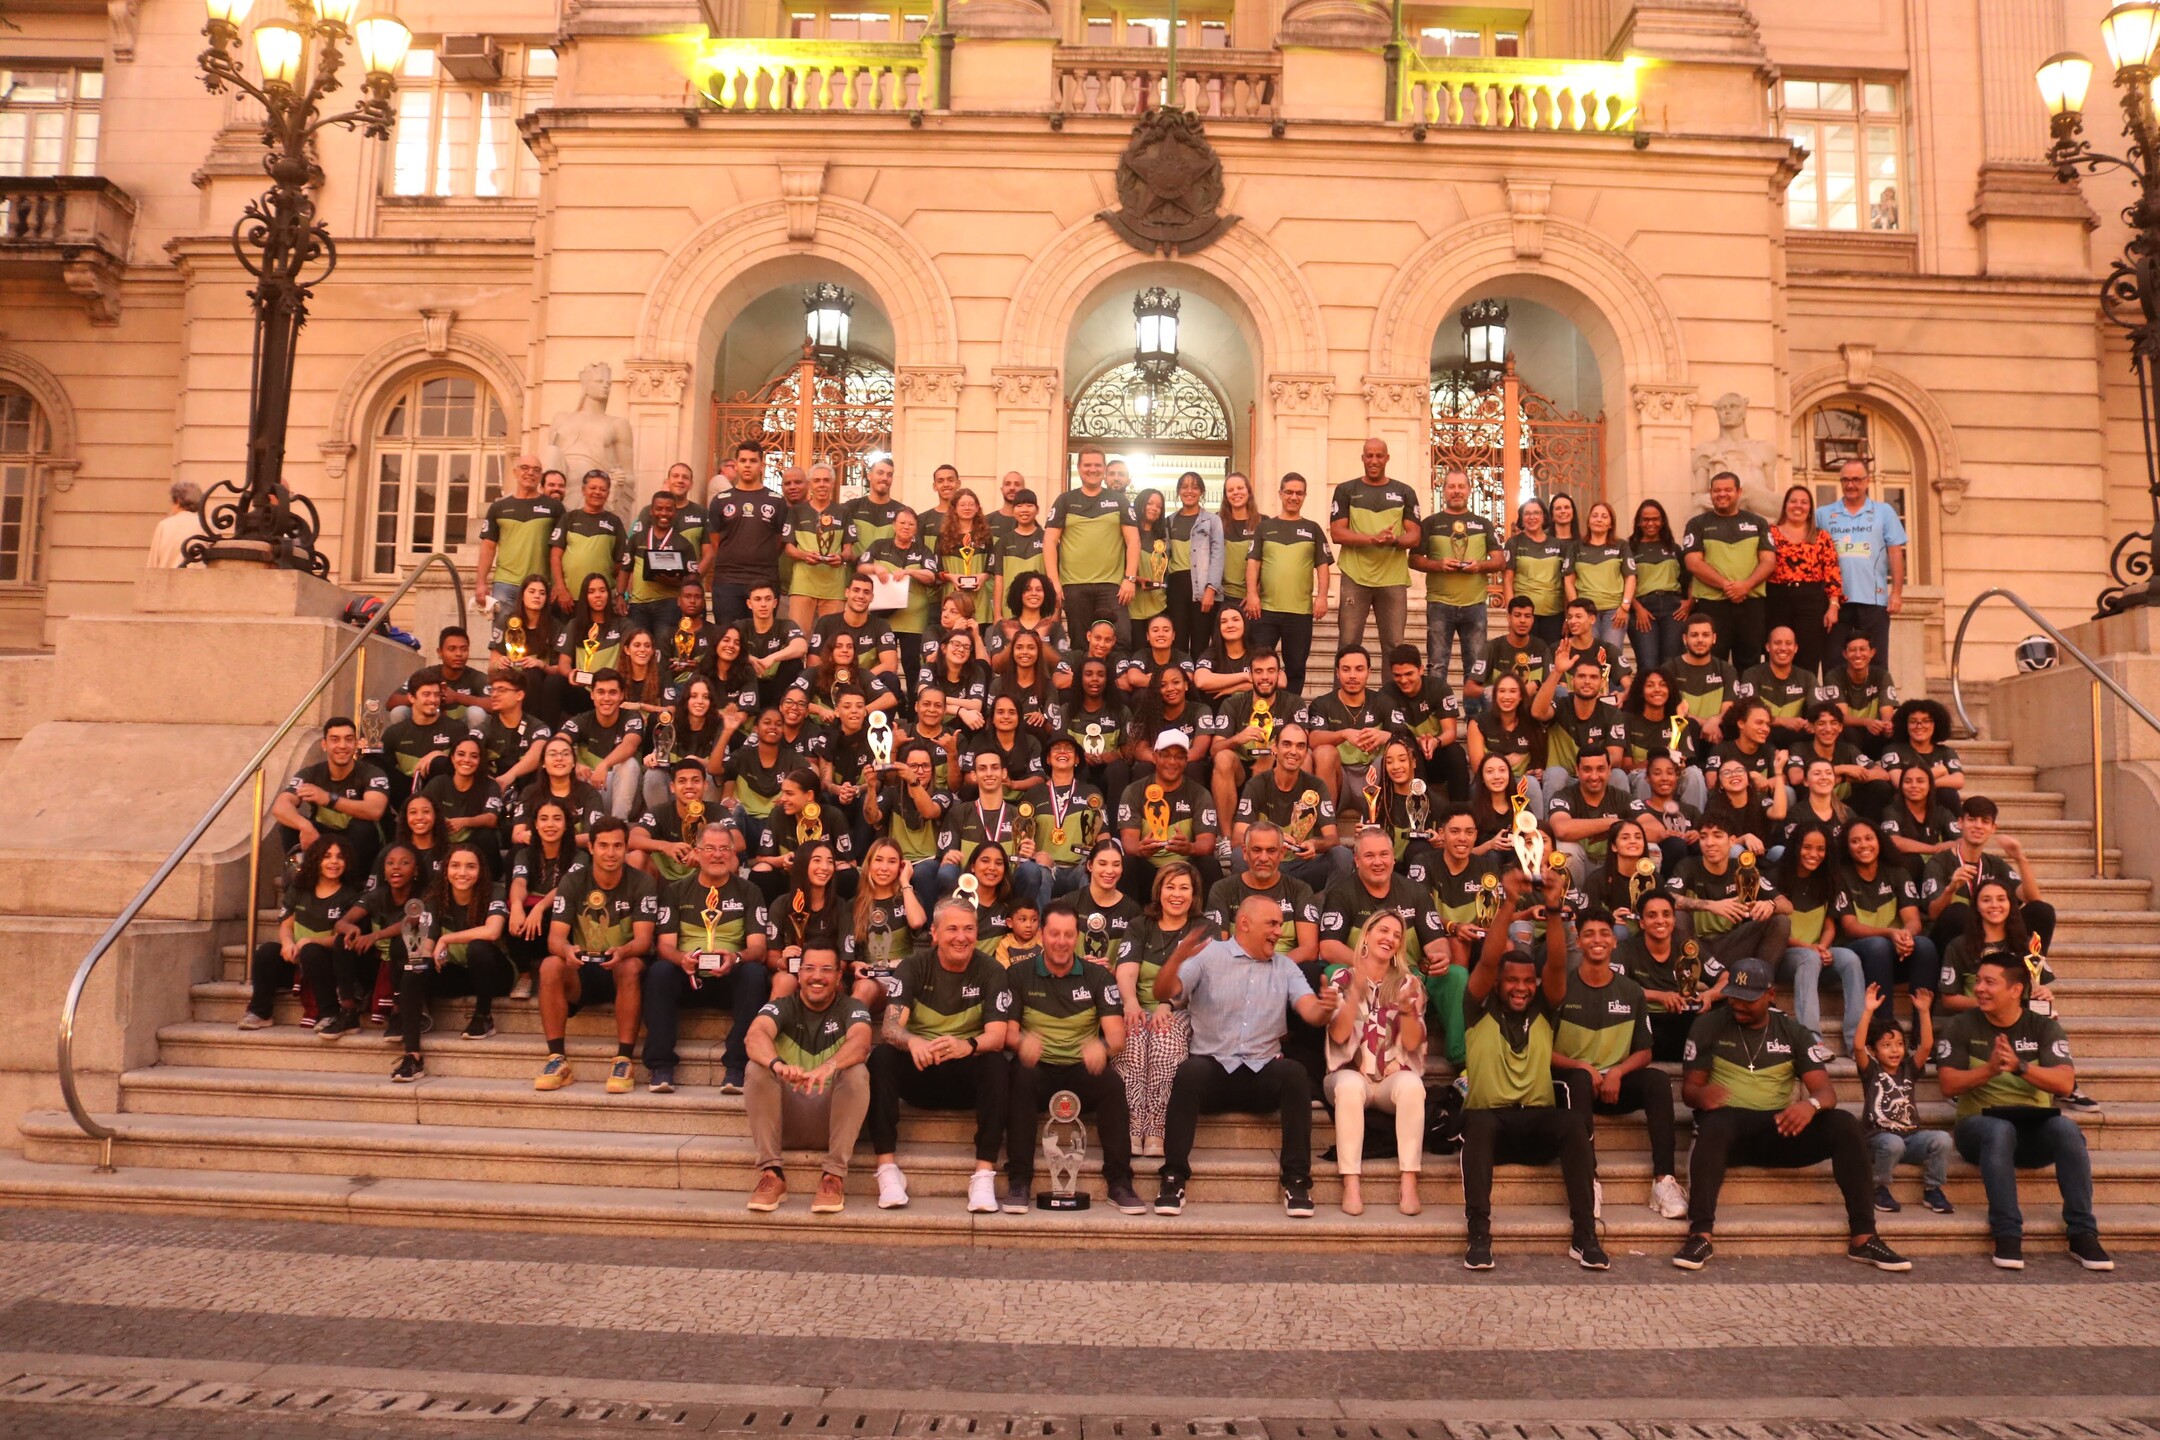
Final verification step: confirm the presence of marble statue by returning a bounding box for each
[542,362,637,523]
[1690,392,1782,517]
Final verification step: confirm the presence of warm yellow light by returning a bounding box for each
[254,21,305,86]
[314,0,363,28]
[2037,51,2096,117]
[354,13,413,77]
[205,0,257,25]
[2102,2,2160,74]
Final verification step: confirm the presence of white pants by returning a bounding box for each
[1324,1068,1426,1175]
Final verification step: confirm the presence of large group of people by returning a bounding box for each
[244,442,2112,1272]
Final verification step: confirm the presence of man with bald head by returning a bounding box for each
[1329,438,1420,658]
[475,453,562,612]
[991,470,1028,540]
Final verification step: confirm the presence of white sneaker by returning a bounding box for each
[966,1169,999,1214]
[1650,1173,1690,1220]
[510,973,533,1000]
[875,1162,909,1209]
[236,1013,273,1031]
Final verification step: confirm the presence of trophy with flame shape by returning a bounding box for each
[1406,779,1432,840]
[1508,778,1545,879]
[1680,939,1705,1009]
[695,884,726,976]
[1142,784,1172,845]
[798,797,825,844]
[1250,695,1275,761]
[503,616,528,666]
[1471,873,1502,935]
[672,617,697,671]
[1287,788,1321,846]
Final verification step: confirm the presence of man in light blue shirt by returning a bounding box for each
[1148,894,1341,1218]
[1817,460,1907,668]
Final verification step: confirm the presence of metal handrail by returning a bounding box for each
[1948,586,2160,738]
[56,554,465,1168]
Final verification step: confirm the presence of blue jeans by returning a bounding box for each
[1779,944,1866,1049]
[1426,601,1486,688]
[488,580,523,613]
[1954,1110,2098,1241]
[1630,591,1685,677]
[1846,933,1942,999]
[1869,1128,1951,1188]
[1590,605,1627,656]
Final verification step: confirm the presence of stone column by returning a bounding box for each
[622,361,694,500]
[1970,0,2095,275]
[992,367,1063,495]
[1629,383,1698,523]
[896,367,968,510]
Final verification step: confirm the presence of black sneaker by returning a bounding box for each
[391,1053,424,1084]
[1922,1186,1954,1215]
[1874,1185,1902,1213]
[316,1010,359,1041]
[1570,1238,1610,1271]
[1283,1180,1315,1218]
[1107,1182,1147,1216]
[462,1013,495,1041]
[1672,1233,1714,1271]
[1847,1236,1912,1272]
[2069,1233,2115,1272]
[1992,1236,2025,1270]
[647,1066,676,1094]
[999,1183,1031,1216]
[1463,1238,1494,1271]
[2062,1088,2101,1112]
[1153,1178,1186,1215]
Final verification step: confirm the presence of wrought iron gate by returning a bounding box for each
[709,345,893,498]
[1429,356,1605,528]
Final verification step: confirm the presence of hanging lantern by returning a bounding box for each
[1133,287,1181,383]
[1462,299,1509,371]
[804,283,854,371]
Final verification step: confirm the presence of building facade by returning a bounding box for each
[0,0,2135,668]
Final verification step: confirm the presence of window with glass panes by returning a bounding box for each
[387,45,553,200]
[1797,400,1926,580]
[0,66,101,177]
[368,372,508,576]
[1079,3,1232,46]
[1777,77,1905,232]
[0,385,51,585]
[785,8,930,40]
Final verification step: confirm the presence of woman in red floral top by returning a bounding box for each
[1766,483,1844,676]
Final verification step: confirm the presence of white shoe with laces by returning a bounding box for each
[1650,1174,1689,1220]
[966,1170,999,1214]
[875,1162,909,1209]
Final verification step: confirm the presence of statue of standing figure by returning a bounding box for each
[542,362,637,524]
[1690,392,1782,518]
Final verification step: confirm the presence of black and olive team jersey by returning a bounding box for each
[477,712,550,779]
[637,496,706,553]
[738,616,807,683]
[509,842,581,899]
[507,781,607,844]
[1880,803,1961,861]
[1203,874,1318,956]
[1220,515,1257,602]
[1626,712,1700,766]
[419,775,504,837]
[1919,847,2022,921]
[556,708,644,772]
[1781,872,1840,947]
[1504,532,1572,616]
[1115,777,1220,871]
[279,878,365,943]
[759,991,872,1070]
[1319,875,1445,960]
[479,494,564,587]
[1663,654,1741,720]
[1582,856,1661,917]
[421,885,510,965]
[1461,988,1560,1110]
[1382,677,1460,747]
[1835,864,1919,934]
[1471,712,1542,780]
[1822,663,1899,723]
[894,946,1013,1037]
[404,663,491,711]
[852,896,919,978]
[1303,689,1387,769]
[1001,955,1123,1064]
[1235,768,1336,845]
[1251,516,1334,615]
[756,802,858,865]
[721,743,805,821]
[959,731,1045,791]
[1667,855,1778,940]
[550,508,630,599]
[922,660,994,716]
[286,759,392,834]
[1683,1006,1831,1112]
[1630,538,1685,598]
[1876,740,1962,782]
[1937,935,2055,1001]
[861,540,939,635]
[1071,889,1143,969]
[1708,739,1781,787]
[1469,634,1552,691]
[1128,917,1211,1011]
[1554,969,1653,1070]
[996,526,1048,591]
[1682,508,1773,601]
[1420,509,1502,609]
[378,715,463,779]
[623,517,701,606]
[556,615,629,677]
[631,798,709,884]
[1936,1008,2073,1118]
[1116,646,1195,690]
[1566,540,1635,614]
[1046,487,1133,588]
[1406,850,1504,937]
[1216,689,1303,766]
[1060,702,1129,766]
[786,504,851,602]
[355,883,427,964]
[1330,477,1419,590]
[1737,663,1816,721]
[1026,780,1105,867]
[841,495,904,559]
[811,611,900,667]
[657,874,765,958]
[1545,783,1648,864]
[942,793,1029,869]
[872,779,947,864]
[1612,934,1718,1010]
[706,486,788,587]
[1544,697,1627,773]
[550,864,659,957]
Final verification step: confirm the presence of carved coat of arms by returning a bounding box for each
[1098,106,1237,254]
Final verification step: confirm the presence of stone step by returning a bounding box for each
[2008,877,2153,910]
[1,1155,2147,1256]
[23,1110,2160,1212]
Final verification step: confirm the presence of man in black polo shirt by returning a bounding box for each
[643,828,769,1093]
[1547,751,1648,874]
[1464,596,1552,712]
[706,442,785,629]
[1682,471,1774,671]
[811,574,902,677]
[269,715,390,876]
[1661,613,1741,748]
[1210,647,1299,836]
[1668,817,1791,978]
[1534,653,1628,803]
[1738,626,1816,741]
[389,626,491,727]
[377,678,462,806]
[556,670,646,820]
[1204,819,1321,965]
[1823,632,1899,757]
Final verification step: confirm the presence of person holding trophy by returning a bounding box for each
[620,488,701,646]
[1229,721,1347,892]
[1114,730,1223,906]
[1028,734,1107,902]
[628,759,713,886]
[643,827,770,1095]
[1613,890,1704,1061]
[936,487,999,626]
[1402,807,1498,1068]
[1381,644,1470,804]
[1211,651,1302,859]
[534,818,658,1095]
[782,464,850,635]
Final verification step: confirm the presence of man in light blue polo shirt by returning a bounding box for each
[1148,893,1341,1218]
[1819,459,1907,668]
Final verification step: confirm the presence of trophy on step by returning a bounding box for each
[1038,1089,1091,1211]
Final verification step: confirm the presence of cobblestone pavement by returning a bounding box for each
[0,1209,2153,1438]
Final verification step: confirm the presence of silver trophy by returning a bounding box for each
[954,872,980,909]
[1082,910,1110,964]
[649,710,677,768]
[1082,722,1106,761]
[401,898,429,973]
[1037,1088,1091,1211]
[359,699,386,753]
[1406,778,1432,840]
[867,711,894,770]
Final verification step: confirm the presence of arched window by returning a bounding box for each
[367,370,508,577]
[0,383,52,584]
[1795,398,1927,582]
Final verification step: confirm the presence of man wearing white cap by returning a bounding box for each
[1115,729,1222,906]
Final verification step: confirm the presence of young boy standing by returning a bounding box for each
[1856,982,1952,1215]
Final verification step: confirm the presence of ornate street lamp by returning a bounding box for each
[1462,299,1509,372]
[804,282,854,373]
[1133,287,1181,382]
[2038,2,2160,613]
[186,0,410,574]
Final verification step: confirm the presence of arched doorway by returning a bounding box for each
[1066,358,1236,503]
[1794,396,1930,584]
[1429,295,1607,528]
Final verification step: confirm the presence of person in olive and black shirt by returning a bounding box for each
[556,670,645,820]
[1466,596,1553,710]
[1206,819,1323,965]
[1501,497,1570,645]
[869,899,1015,1215]
[1415,465,1506,689]
[1115,729,1221,904]
[549,469,630,613]
[270,715,390,878]
[1457,868,1603,1270]
[1682,472,1775,672]
[1937,952,2112,1271]
[643,826,770,1094]
[474,454,561,612]
[1737,626,1817,742]
[1045,445,1140,651]
[1231,722,1347,893]
[376,678,464,807]
[1674,954,1911,1273]
[1668,817,1791,973]
[479,672,551,794]
[630,758,711,885]
[1823,632,1900,758]
[419,735,504,865]
[1328,439,1420,658]
[1246,472,1333,696]
[389,626,492,727]
[1661,613,1741,748]
[390,842,513,1080]
[1534,652,1628,806]
[1380,643,1468,803]
[620,487,702,645]
[738,582,811,711]
[1613,891,1703,1062]
[535,818,658,1096]
[1920,793,2055,957]
[241,833,365,1030]
[1304,647,1390,804]
[1210,648,1301,836]
[1402,807,1496,1068]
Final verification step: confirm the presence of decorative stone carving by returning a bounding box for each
[623,362,691,405]
[320,439,357,482]
[1631,384,1697,425]
[1690,391,1781,516]
[542,363,638,521]
[1840,342,1876,390]
[993,367,1061,408]
[897,367,966,407]
[109,0,143,62]
[1098,108,1237,255]
[1268,374,1336,415]
[1932,473,1970,516]
[420,307,457,358]
[63,257,124,327]
[778,161,827,243]
[1361,375,1428,420]
[1505,178,1553,262]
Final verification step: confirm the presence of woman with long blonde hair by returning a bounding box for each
[1323,908,1428,1215]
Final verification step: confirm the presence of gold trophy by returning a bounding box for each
[1142,784,1171,844]
[1448,518,1469,565]
[1666,714,1688,755]
[575,626,602,686]
[798,798,825,843]
[1628,856,1658,914]
[1250,696,1275,760]
[1736,850,1760,906]
[2025,932,2053,1013]
[1144,538,1168,590]
[817,512,842,566]
[1286,789,1321,845]
[503,617,528,666]
[1017,802,1036,852]
[1406,778,1432,839]
[1680,939,1704,1009]
[672,618,697,670]
[1361,773,1385,830]
[576,886,612,962]
[1076,795,1104,849]
[1471,873,1501,933]
[696,884,726,976]
[680,796,706,847]
[956,543,981,596]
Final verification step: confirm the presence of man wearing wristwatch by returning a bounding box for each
[1673,954,1912,1273]
[865,899,1015,1214]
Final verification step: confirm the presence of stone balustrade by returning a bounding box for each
[1398,56,1639,132]
[1053,47,1282,120]
[0,176,136,252]
[695,40,935,113]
